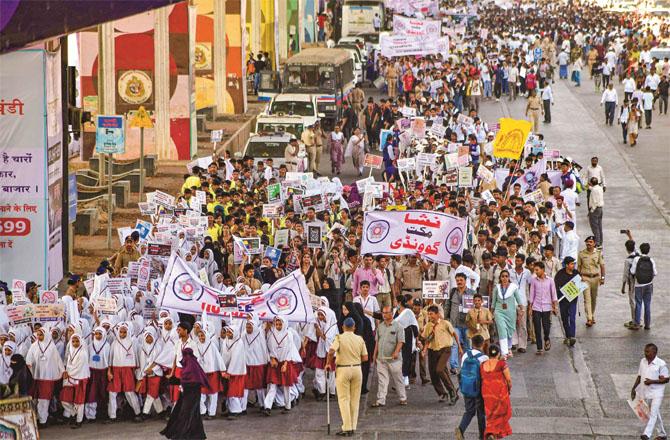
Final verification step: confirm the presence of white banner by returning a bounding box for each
[158,254,315,323]
[392,15,441,37]
[380,34,449,58]
[361,210,467,264]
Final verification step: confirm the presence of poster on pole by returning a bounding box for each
[422,280,449,299]
[95,115,126,154]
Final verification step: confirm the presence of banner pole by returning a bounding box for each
[326,371,331,435]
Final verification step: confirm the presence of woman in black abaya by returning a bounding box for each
[161,348,209,440]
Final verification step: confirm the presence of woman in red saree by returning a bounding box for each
[481,344,513,439]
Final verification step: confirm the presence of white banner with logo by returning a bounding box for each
[158,254,315,323]
[361,210,466,264]
[381,34,449,58]
[392,15,441,37]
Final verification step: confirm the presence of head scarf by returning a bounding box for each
[89,326,110,369]
[9,354,32,397]
[242,320,269,366]
[179,348,210,388]
[65,333,90,381]
[25,327,64,380]
[195,330,226,374]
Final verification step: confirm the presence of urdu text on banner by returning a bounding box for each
[360,210,466,264]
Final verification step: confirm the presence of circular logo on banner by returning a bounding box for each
[195,43,212,70]
[172,273,204,302]
[118,70,153,105]
[445,227,464,255]
[426,24,439,35]
[365,220,390,244]
[40,291,56,304]
[267,288,299,316]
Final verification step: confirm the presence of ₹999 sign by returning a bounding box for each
[0,218,30,236]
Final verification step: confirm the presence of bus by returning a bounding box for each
[282,48,355,130]
[341,0,385,39]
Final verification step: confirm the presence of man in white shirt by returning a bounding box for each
[353,281,381,331]
[600,83,618,126]
[541,83,554,123]
[631,343,668,440]
[510,254,531,353]
[587,178,604,248]
[560,180,579,214]
[623,74,636,101]
[642,86,655,129]
[557,221,579,262]
[585,156,606,191]
[449,254,481,292]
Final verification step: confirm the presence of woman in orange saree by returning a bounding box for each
[480,344,513,439]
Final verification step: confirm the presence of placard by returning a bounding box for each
[241,237,261,254]
[423,280,449,299]
[458,167,473,187]
[263,203,283,218]
[93,297,117,315]
[218,293,238,312]
[137,259,151,290]
[400,106,417,118]
[267,183,282,203]
[559,275,588,302]
[363,154,383,169]
[153,190,175,208]
[264,246,282,267]
[95,115,125,154]
[210,129,223,143]
[39,290,58,304]
[456,113,474,127]
[306,224,323,248]
[147,242,172,257]
[274,229,289,247]
[417,152,436,168]
[523,189,544,205]
[397,157,416,171]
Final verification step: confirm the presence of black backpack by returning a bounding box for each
[635,256,654,285]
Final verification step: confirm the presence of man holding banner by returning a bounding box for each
[554,256,584,347]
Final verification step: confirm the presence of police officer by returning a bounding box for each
[326,317,368,437]
[577,236,605,327]
[284,136,300,172]
[301,124,316,172]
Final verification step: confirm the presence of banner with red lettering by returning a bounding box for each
[360,210,466,264]
[157,254,315,323]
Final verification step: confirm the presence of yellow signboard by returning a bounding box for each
[492,118,531,159]
[128,105,154,129]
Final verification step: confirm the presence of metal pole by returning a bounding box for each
[107,153,113,249]
[139,127,145,202]
[326,371,331,435]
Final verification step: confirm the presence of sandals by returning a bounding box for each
[544,340,551,351]
[370,402,385,408]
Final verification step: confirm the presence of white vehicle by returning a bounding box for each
[337,38,368,64]
[341,0,385,38]
[267,93,322,128]
[255,114,305,138]
[340,47,364,84]
[242,132,308,170]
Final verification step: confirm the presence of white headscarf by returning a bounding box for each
[221,326,246,375]
[243,320,269,366]
[26,327,64,380]
[0,341,16,384]
[110,322,136,367]
[89,326,110,369]
[136,327,162,379]
[316,307,338,359]
[196,331,226,374]
[64,333,90,382]
[266,316,302,363]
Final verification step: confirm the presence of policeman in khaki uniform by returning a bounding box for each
[385,63,398,98]
[577,236,606,327]
[301,124,317,172]
[326,317,368,437]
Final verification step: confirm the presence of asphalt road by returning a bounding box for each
[47,72,670,439]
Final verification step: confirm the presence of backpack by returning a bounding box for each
[635,256,654,285]
[459,350,483,398]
